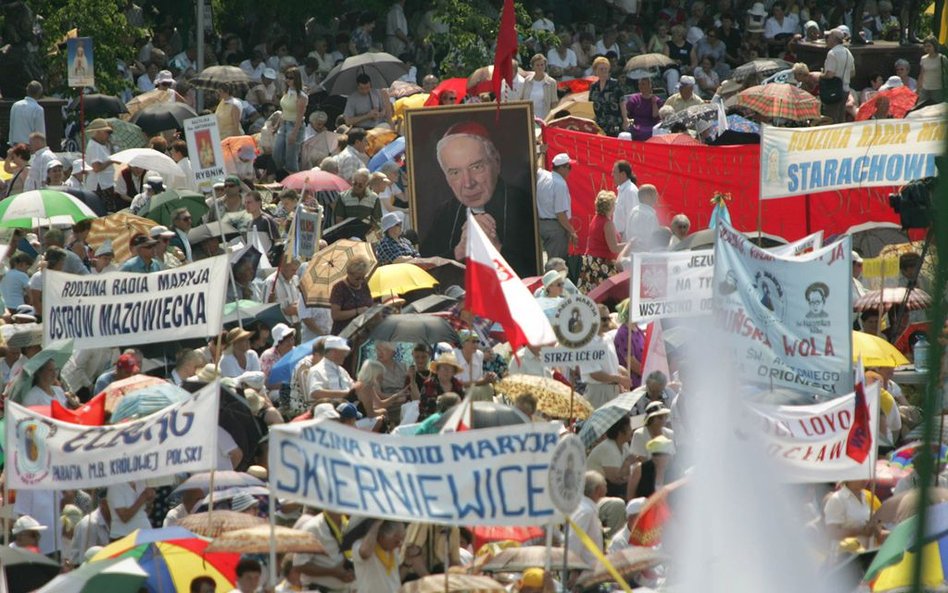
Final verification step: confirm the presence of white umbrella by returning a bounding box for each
[36,557,147,593]
[110,148,183,181]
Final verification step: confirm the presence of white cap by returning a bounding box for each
[149,225,175,238]
[46,159,63,171]
[626,497,647,516]
[71,159,92,175]
[271,322,296,344]
[12,515,47,535]
[313,402,341,420]
[380,211,403,233]
[551,153,576,167]
[324,336,350,352]
[880,75,904,90]
[262,67,277,79]
[95,239,114,257]
[852,251,864,264]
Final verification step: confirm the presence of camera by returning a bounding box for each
[889,177,935,230]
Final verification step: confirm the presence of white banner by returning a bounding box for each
[542,345,610,370]
[630,231,823,322]
[43,256,228,348]
[744,384,879,482]
[184,115,226,193]
[760,118,942,199]
[713,223,852,396]
[269,420,562,526]
[6,382,220,490]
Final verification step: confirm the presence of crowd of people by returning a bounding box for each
[0,0,940,592]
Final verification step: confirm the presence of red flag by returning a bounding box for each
[439,391,473,433]
[464,211,555,354]
[51,392,106,426]
[845,358,872,463]
[491,0,518,104]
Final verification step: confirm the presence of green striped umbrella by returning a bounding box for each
[0,190,97,228]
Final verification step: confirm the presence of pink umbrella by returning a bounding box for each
[280,169,351,192]
[646,133,702,145]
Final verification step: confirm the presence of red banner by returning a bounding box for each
[542,127,900,249]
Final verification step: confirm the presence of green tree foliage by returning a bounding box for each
[25,0,146,95]
[428,0,557,78]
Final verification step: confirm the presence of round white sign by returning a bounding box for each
[552,295,600,348]
[547,434,586,515]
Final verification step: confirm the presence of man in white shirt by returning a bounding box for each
[8,81,45,146]
[764,2,800,39]
[84,119,116,206]
[595,29,621,57]
[239,51,267,83]
[822,28,854,124]
[68,491,111,565]
[569,472,606,569]
[385,0,410,56]
[547,33,580,80]
[107,481,154,538]
[611,160,639,241]
[536,153,578,261]
[24,132,57,192]
[309,337,356,400]
[334,128,370,183]
[295,511,356,592]
[625,184,661,252]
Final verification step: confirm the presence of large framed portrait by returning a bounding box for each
[404,102,540,278]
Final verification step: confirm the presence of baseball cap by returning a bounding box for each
[131,234,158,248]
[324,336,350,352]
[224,175,241,185]
[336,402,363,420]
[116,353,140,374]
[149,225,175,239]
[551,152,576,167]
[46,159,64,171]
[852,251,864,264]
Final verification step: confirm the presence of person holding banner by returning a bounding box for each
[353,519,426,593]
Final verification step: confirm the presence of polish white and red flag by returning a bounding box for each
[464,211,555,354]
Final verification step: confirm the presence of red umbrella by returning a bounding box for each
[630,477,687,546]
[646,132,702,145]
[424,78,467,106]
[855,86,919,121]
[557,76,597,94]
[281,169,351,192]
[472,526,545,551]
[587,270,631,304]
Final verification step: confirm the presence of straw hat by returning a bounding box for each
[192,363,221,383]
[429,353,464,373]
[226,326,253,347]
[86,118,113,133]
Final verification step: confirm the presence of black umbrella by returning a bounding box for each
[710,129,761,145]
[731,58,791,83]
[432,401,530,431]
[403,294,458,314]
[130,102,199,134]
[55,186,107,216]
[71,93,127,119]
[339,304,393,342]
[223,301,288,329]
[191,65,253,92]
[182,380,263,470]
[322,52,409,96]
[0,547,60,593]
[368,313,457,344]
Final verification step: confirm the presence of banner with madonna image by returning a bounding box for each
[712,222,852,397]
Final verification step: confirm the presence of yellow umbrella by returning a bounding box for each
[87,212,156,263]
[368,262,438,298]
[393,93,430,127]
[852,331,910,367]
[366,126,398,157]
